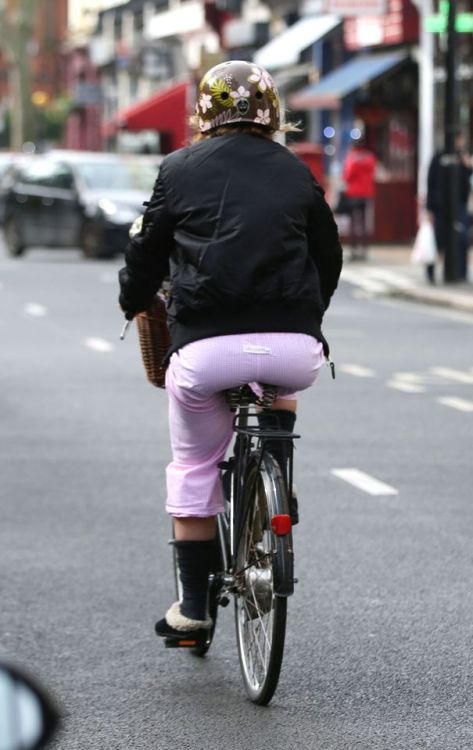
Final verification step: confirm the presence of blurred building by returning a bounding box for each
[89,0,169,151]
[284,0,420,243]
[55,0,473,244]
[0,0,68,148]
[64,0,122,150]
[87,0,222,151]
[69,0,273,152]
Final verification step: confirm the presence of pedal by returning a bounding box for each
[293,578,299,584]
[164,635,205,649]
[218,595,230,607]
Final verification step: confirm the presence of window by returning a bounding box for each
[74,159,157,191]
[19,161,75,190]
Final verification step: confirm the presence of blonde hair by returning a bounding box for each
[188,115,301,144]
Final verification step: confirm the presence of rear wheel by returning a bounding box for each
[4,217,26,257]
[234,453,293,705]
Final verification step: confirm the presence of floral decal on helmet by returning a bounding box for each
[248,66,275,93]
[254,109,271,126]
[231,85,250,102]
[199,93,213,113]
[210,79,233,107]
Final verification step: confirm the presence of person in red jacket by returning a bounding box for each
[343,137,376,261]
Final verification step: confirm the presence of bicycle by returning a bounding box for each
[166,383,298,705]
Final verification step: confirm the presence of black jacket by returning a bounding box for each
[119,132,343,356]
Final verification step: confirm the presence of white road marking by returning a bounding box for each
[100,271,118,284]
[353,289,377,299]
[430,367,473,385]
[393,372,426,384]
[437,397,473,413]
[84,337,115,353]
[340,364,376,378]
[24,303,47,317]
[367,268,416,289]
[342,270,389,294]
[332,468,399,496]
[342,267,417,295]
[387,380,425,393]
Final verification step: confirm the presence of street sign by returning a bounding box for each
[425,0,473,33]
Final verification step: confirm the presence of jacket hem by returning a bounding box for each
[167,303,327,357]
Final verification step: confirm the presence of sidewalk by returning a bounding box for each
[341,245,473,313]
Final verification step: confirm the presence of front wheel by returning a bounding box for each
[234,453,293,705]
[3,217,26,257]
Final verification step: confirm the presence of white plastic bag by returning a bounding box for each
[411,218,437,265]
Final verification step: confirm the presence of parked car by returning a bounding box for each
[0,152,33,225]
[2,150,161,258]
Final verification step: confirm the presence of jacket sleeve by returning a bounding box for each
[307,181,343,312]
[118,164,175,317]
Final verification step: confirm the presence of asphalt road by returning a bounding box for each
[1,238,473,750]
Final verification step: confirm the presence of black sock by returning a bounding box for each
[174,540,216,621]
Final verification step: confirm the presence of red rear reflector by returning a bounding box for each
[271,514,291,536]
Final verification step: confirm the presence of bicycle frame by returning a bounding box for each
[218,386,299,589]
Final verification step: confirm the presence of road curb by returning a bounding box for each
[387,287,473,313]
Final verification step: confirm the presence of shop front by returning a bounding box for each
[104,80,191,153]
[288,0,420,244]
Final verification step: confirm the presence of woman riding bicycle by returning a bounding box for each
[118,60,343,640]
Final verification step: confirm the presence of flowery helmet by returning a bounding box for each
[196,60,281,133]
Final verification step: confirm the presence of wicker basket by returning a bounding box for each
[135,294,171,388]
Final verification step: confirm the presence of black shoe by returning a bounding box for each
[155,618,208,641]
[155,602,212,640]
[155,617,209,648]
[426,264,436,284]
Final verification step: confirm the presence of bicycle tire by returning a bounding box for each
[172,533,221,657]
[234,451,293,705]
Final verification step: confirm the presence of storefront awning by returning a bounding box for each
[114,81,189,152]
[253,15,341,71]
[289,51,406,110]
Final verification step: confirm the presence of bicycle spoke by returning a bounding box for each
[247,579,272,652]
[238,556,274,685]
[241,602,266,681]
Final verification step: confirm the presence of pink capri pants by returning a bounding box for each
[165,332,325,517]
